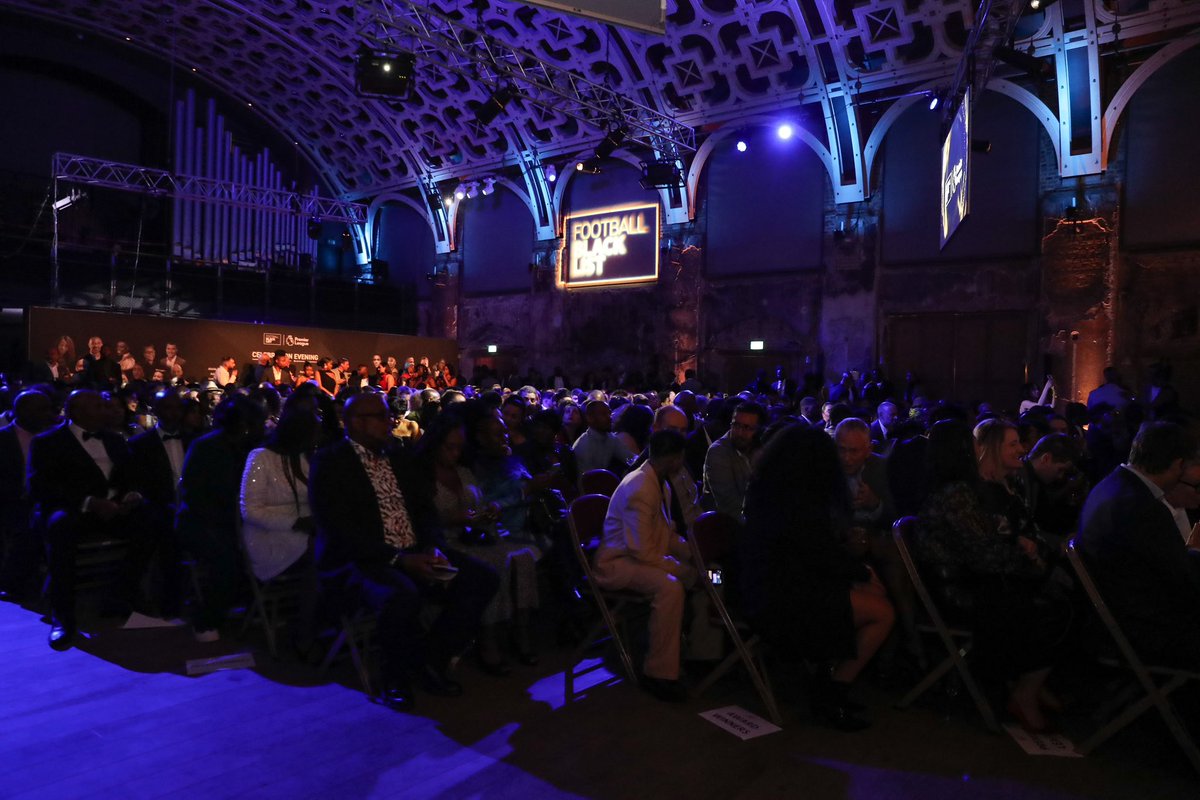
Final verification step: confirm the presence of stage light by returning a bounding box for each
[454,183,467,200]
[576,158,602,175]
[928,93,939,111]
[749,340,765,351]
[545,164,557,183]
[736,140,747,152]
[355,47,415,99]
[475,84,516,126]
[52,189,85,212]
[465,182,480,199]
[776,123,793,140]
[1029,0,1040,8]
[444,197,453,207]
[595,127,628,159]
[487,344,498,354]
[481,177,495,196]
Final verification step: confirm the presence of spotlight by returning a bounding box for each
[1029,0,1040,8]
[465,182,480,200]
[544,164,557,183]
[475,84,516,126]
[639,159,682,190]
[444,197,453,208]
[736,140,747,152]
[576,158,602,175]
[776,123,793,140]
[52,189,85,212]
[481,177,495,196]
[454,183,467,200]
[595,127,628,159]
[355,47,415,99]
[928,93,939,111]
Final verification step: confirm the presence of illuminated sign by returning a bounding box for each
[940,88,970,249]
[561,203,660,288]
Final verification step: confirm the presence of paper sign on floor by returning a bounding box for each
[699,705,781,740]
[1004,724,1082,757]
[186,652,256,676]
[122,612,186,629]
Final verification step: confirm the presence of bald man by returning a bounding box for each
[28,390,156,649]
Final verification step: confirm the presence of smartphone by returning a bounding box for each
[707,568,723,586]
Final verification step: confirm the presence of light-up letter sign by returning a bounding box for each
[561,203,660,288]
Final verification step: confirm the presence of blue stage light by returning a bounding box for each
[736,140,747,152]
[776,124,793,140]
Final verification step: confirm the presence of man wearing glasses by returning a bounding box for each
[702,402,766,521]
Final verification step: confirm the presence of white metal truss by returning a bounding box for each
[355,0,696,155]
[52,153,368,224]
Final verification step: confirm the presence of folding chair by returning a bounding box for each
[319,608,377,698]
[238,541,310,659]
[564,493,645,699]
[686,511,781,725]
[579,469,620,498]
[1066,540,1200,774]
[892,517,1000,732]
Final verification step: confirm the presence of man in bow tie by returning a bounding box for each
[28,389,157,650]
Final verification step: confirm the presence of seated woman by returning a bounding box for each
[614,402,654,456]
[918,419,1074,732]
[239,394,321,651]
[741,423,895,731]
[417,410,542,674]
[557,400,586,447]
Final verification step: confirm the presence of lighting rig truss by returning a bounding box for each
[355,0,696,155]
[943,0,1027,119]
[52,153,368,224]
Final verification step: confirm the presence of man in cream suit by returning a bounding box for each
[593,429,696,701]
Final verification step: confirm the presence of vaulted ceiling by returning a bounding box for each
[6,0,1199,202]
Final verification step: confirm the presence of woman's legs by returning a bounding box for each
[832,586,896,684]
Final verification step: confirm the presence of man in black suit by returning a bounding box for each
[27,389,157,649]
[1077,421,1200,668]
[869,401,899,454]
[266,349,295,388]
[0,389,57,600]
[310,393,498,711]
[126,389,191,617]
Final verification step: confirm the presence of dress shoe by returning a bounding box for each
[379,678,416,712]
[641,675,688,703]
[48,623,76,651]
[418,665,463,697]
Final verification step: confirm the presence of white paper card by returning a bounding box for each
[121,612,187,629]
[1004,724,1082,757]
[699,705,781,740]
[186,652,256,676]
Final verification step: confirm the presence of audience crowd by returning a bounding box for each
[2,345,1198,735]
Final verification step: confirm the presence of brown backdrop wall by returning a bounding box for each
[29,307,458,382]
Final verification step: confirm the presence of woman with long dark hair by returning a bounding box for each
[740,424,895,730]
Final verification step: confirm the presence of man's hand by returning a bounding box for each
[399,548,452,582]
[86,497,120,521]
[853,482,880,511]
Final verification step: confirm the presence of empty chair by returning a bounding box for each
[579,468,620,497]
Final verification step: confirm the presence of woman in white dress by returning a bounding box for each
[240,396,321,652]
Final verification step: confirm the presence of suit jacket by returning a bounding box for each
[0,424,27,510]
[23,360,56,385]
[27,423,131,518]
[310,438,444,573]
[127,429,191,510]
[1077,466,1200,651]
[176,429,249,537]
[597,460,681,569]
[869,420,895,448]
[850,452,896,533]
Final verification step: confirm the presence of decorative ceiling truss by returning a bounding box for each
[943,0,1027,116]
[52,153,368,223]
[355,0,696,158]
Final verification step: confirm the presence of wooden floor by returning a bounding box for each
[1,599,1196,800]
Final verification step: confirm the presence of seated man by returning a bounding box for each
[593,429,697,701]
[0,389,57,600]
[28,389,157,650]
[571,399,633,478]
[703,402,765,520]
[310,393,498,711]
[1077,421,1200,669]
[1014,433,1080,542]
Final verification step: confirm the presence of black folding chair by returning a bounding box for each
[319,608,377,699]
[564,493,645,701]
[1067,540,1200,774]
[686,511,781,725]
[892,517,1000,732]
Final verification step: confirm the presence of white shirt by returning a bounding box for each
[215,365,236,387]
[70,423,113,482]
[157,427,186,488]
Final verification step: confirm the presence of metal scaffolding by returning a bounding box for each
[355,0,697,156]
